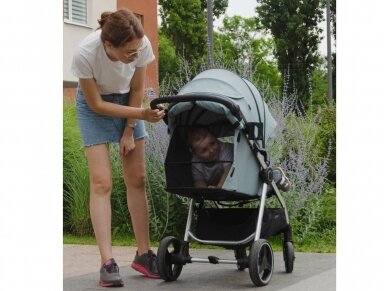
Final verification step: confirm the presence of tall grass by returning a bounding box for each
[63,103,91,235]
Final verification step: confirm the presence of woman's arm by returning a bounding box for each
[126,66,147,126]
[78,78,163,121]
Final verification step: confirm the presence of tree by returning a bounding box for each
[158,31,179,82]
[255,0,324,112]
[330,0,336,101]
[214,16,281,94]
[159,0,228,61]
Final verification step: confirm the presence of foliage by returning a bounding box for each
[266,90,335,247]
[330,0,336,40]
[159,0,228,60]
[63,103,92,235]
[158,31,180,82]
[309,61,329,111]
[314,103,336,182]
[329,0,336,101]
[255,0,324,112]
[159,0,207,59]
[214,15,281,94]
[199,0,228,18]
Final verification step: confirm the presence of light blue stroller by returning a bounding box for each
[150,69,294,287]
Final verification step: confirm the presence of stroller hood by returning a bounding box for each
[167,69,277,144]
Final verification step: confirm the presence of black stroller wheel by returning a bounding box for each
[248,239,274,286]
[234,247,248,271]
[157,236,183,281]
[283,241,295,273]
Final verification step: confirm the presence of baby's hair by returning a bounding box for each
[187,126,214,150]
[98,8,144,47]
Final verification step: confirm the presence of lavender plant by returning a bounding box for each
[145,121,190,241]
[265,79,335,246]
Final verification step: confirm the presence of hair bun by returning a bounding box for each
[98,11,112,27]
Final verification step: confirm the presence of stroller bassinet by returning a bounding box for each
[151,69,294,287]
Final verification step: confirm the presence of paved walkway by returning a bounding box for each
[64,244,336,291]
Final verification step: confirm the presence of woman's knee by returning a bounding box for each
[125,172,146,189]
[90,176,112,196]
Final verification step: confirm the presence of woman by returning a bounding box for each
[71,8,164,287]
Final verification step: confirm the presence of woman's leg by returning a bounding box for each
[121,138,150,255]
[85,144,113,264]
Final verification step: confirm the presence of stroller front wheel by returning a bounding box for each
[283,241,295,273]
[234,247,248,271]
[157,236,183,281]
[248,239,274,286]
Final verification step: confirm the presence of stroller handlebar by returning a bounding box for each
[150,95,242,120]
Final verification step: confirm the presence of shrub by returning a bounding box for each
[63,103,92,235]
[145,122,190,241]
[314,103,336,182]
[265,91,335,247]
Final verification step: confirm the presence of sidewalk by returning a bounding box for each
[64,244,336,291]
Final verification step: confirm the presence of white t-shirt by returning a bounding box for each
[191,142,234,186]
[71,30,155,95]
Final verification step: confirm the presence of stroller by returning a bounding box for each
[150,69,295,287]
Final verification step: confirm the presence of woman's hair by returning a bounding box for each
[98,8,144,47]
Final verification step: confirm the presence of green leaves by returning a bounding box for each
[256,0,324,111]
[159,0,207,59]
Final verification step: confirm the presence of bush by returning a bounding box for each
[265,92,335,248]
[63,103,92,235]
[314,103,336,182]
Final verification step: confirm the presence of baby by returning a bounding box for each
[187,126,291,192]
[187,127,233,188]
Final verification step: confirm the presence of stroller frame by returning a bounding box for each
[150,92,295,287]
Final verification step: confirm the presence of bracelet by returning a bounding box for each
[126,122,136,130]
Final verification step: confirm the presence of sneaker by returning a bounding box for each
[272,167,292,192]
[99,258,124,287]
[131,250,160,279]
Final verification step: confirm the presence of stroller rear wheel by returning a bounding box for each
[157,236,183,281]
[248,239,274,286]
[283,241,295,273]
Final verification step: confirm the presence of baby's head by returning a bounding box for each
[187,127,220,161]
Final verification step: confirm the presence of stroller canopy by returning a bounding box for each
[167,69,277,146]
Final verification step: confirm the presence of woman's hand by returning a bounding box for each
[120,129,135,157]
[141,108,165,123]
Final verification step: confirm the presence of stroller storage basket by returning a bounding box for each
[196,208,288,243]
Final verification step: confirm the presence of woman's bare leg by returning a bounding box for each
[121,138,150,255]
[85,144,113,264]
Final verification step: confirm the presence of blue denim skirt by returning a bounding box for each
[76,88,148,147]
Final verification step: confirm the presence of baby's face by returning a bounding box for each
[192,134,220,161]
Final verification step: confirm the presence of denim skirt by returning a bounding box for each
[76,88,148,147]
